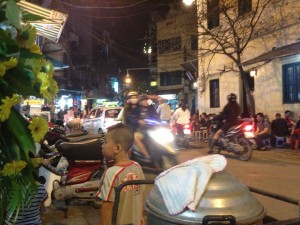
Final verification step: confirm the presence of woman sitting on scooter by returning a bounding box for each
[209,93,241,152]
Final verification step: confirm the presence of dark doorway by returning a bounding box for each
[242,72,254,117]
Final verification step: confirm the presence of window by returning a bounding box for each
[282,62,300,103]
[209,79,220,108]
[96,109,103,118]
[207,0,219,30]
[238,0,252,16]
[158,37,181,54]
[160,70,182,86]
[191,35,198,50]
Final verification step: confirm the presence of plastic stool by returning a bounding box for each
[192,131,201,141]
[200,129,208,141]
[274,136,286,148]
[262,139,271,148]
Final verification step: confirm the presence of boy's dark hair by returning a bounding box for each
[107,123,134,152]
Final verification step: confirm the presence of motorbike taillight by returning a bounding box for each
[183,124,190,129]
[244,124,253,131]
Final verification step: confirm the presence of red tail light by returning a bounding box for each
[244,124,253,131]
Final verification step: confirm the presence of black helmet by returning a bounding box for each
[227,93,237,102]
[127,91,138,98]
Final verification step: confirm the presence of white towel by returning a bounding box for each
[155,154,227,215]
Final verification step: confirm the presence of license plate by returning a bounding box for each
[183,129,191,135]
[244,131,254,138]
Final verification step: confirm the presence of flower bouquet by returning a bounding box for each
[0,0,58,223]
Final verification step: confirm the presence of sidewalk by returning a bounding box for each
[41,200,100,225]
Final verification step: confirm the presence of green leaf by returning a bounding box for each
[0,9,6,21]
[4,67,39,96]
[3,107,36,159]
[5,0,21,29]
[0,29,19,57]
[19,48,43,60]
[22,12,44,22]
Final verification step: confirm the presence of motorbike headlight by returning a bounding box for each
[148,128,174,145]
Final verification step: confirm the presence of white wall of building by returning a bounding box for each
[196,0,300,120]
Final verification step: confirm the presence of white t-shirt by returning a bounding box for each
[156,103,171,120]
[97,161,145,225]
[172,108,190,124]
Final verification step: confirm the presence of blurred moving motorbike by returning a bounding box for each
[172,123,191,148]
[208,115,253,161]
[130,119,179,170]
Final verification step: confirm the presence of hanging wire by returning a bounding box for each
[52,0,149,9]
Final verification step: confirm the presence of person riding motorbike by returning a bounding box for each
[134,95,160,161]
[209,93,241,153]
[172,101,191,141]
[123,92,159,162]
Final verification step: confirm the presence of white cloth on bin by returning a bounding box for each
[155,154,227,215]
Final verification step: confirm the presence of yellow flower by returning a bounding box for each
[28,116,48,142]
[0,58,18,77]
[1,160,27,177]
[18,24,37,49]
[30,44,42,55]
[3,57,18,70]
[30,157,43,167]
[24,58,42,74]
[43,60,54,77]
[0,94,22,122]
[0,63,6,76]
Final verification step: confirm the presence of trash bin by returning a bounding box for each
[145,171,266,225]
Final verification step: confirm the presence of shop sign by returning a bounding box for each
[24,99,44,105]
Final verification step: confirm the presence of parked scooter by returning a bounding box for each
[208,115,253,161]
[39,138,109,207]
[129,119,179,170]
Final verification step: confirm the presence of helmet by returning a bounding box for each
[127,91,138,98]
[139,94,149,101]
[227,93,237,102]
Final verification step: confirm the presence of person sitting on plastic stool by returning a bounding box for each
[255,112,271,150]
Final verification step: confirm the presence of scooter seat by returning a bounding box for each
[66,134,102,142]
[56,139,103,160]
[65,130,89,138]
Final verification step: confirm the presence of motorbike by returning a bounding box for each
[208,115,253,161]
[40,125,100,156]
[129,119,179,171]
[172,123,191,148]
[39,137,111,207]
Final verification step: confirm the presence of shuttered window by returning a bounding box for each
[282,62,300,103]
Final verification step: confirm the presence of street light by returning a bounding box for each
[183,0,194,6]
[125,73,131,84]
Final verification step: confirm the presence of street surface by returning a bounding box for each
[41,142,300,225]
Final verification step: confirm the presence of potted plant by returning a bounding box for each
[0,0,58,223]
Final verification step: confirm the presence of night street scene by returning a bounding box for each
[0,0,300,225]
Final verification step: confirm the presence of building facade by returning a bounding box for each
[196,0,300,119]
[156,3,198,111]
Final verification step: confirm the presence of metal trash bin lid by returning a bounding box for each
[145,171,266,224]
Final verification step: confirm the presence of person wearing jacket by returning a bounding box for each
[210,93,241,151]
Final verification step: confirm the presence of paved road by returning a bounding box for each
[41,142,300,224]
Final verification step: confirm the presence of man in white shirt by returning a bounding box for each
[156,98,171,124]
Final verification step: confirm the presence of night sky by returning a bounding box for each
[57,0,177,67]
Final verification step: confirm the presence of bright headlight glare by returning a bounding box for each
[148,128,174,145]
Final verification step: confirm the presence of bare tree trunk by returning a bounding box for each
[238,65,255,116]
